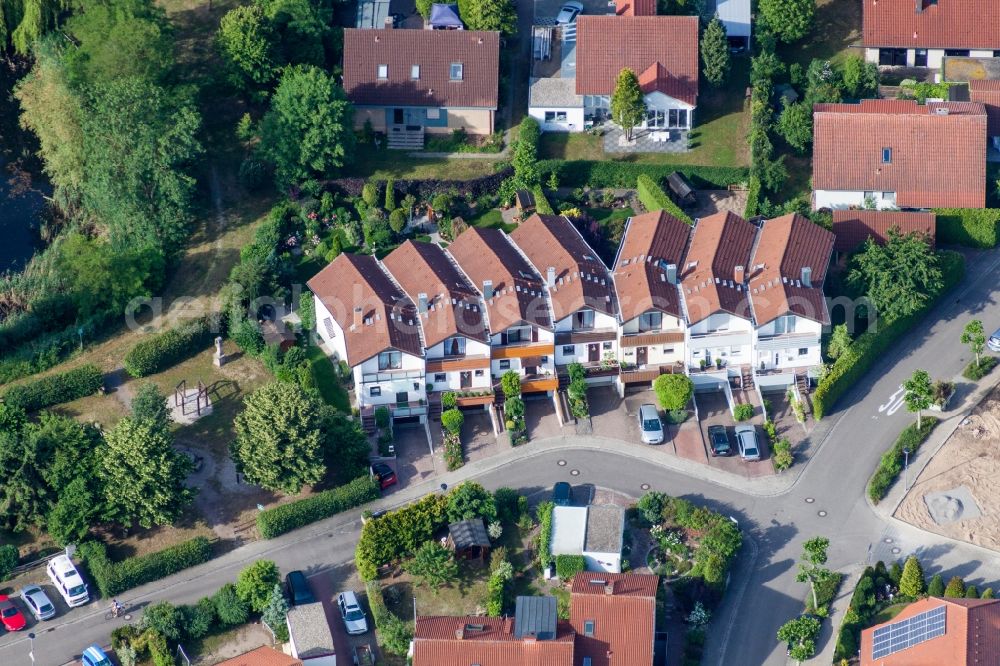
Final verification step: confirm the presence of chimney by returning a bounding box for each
[547,267,556,288]
[801,266,812,288]
[665,263,678,284]
[384,15,394,28]
[455,627,464,640]
[418,293,428,314]
[483,280,494,299]
[734,265,745,284]
[934,106,949,115]
[604,581,615,596]
[353,306,362,328]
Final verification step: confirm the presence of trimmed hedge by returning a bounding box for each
[555,554,586,580]
[123,316,221,378]
[366,581,412,655]
[533,185,555,214]
[2,364,104,411]
[537,160,748,190]
[636,174,693,224]
[963,356,998,380]
[77,537,213,598]
[257,475,380,539]
[537,501,554,569]
[867,417,938,503]
[813,251,965,419]
[934,208,1000,248]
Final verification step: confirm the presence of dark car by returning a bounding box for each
[285,570,315,606]
[552,482,572,506]
[371,462,398,490]
[707,425,732,456]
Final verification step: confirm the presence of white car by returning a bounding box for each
[337,591,368,635]
[988,327,1000,353]
[556,1,583,24]
[47,555,89,607]
[638,403,664,444]
[19,585,56,620]
[735,424,761,461]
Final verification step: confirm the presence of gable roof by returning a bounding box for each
[614,0,656,16]
[863,0,1000,50]
[570,574,659,666]
[307,253,423,366]
[575,16,699,105]
[413,615,576,666]
[812,100,987,209]
[342,29,500,109]
[382,240,489,348]
[215,647,302,666]
[680,212,756,324]
[613,211,691,322]
[970,79,1000,136]
[446,227,552,333]
[747,214,835,326]
[448,519,491,549]
[831,210,937,252]
[509,214,617,322]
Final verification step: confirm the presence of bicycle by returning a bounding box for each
[104,602,130,621]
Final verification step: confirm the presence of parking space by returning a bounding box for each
[534,0,612,22]
[524,394,564,440]
[461,410,502,464]
[383,423,438,494]
[695,390,774,478]
[307,568,376,663]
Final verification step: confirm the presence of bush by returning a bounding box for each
[654,374,694,411]
[733,403,754,421]
[867,417,939,503]
[441,408,464,434]
[533,185,554,214]
[963,356,998,380]
[143,602,184,642]
[213,583,250,627]
[184,598,217,639]
[555,554,586,580]
[366,581,412,655]
[441,391,457,409]
[77,537,213,598]
[236,560,280,612]
[231,319,265,357]
[537,501,555,569]
[636,174,693,224]
[123,316,220,378]
[0,544,19,581]
[2,364,104,412]
[537,160,748,190]
[772,438,793,471]
[444,432,464,471]
[355,494,449,581]
[934,208,1000,248]
[257,475,380,539]
[494,487,524,524]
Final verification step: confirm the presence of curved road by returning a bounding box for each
[4,248,1000,666]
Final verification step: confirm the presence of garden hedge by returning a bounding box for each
[257,475,380,539]
[555,554,586,580]
[537,160,748,190]
[355,493,449,581]
[324,167,514,200]
[123,315,221,378]
[533,185,555,214]
[867,417,938,503]
[366,581,412,655]
[934,208,1000,248]
[812,251,965,419]
[2,363,104,411]
[537,501,555,569]
[77,537,213,598]
[636,174,693,224]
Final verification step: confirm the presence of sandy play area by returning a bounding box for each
[896,386,1000,550]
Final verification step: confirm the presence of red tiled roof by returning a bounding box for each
[681,212,756,324]
[307,253,423,366]
[570,574,659,666]
[614,0,656,16]
[509,214,616,322]
[575,16,699,106]
[831,210,936,252]
[343,29,500,109]
[613,211,691,322]
[970,79,1000,136]
[863,0,1000,49]
[413,616,576,666]
[381,240,489,348]
[215,647,302,666]
[446,227,553,333]
[812,100,987,209]
[748,214,835,326]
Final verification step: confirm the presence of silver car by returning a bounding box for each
[735,424,761,461]
[556,0,583,24]
[638,404,664,444]
[337,591,368,635]
[19,585,56,621]
[988,327,1000,353]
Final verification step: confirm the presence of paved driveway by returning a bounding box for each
[385,423,439,494]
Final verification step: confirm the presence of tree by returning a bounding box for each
[962,319,986,367]
[982,587,995,599]
[848,229,943,324]
[441,408,465,435]
[804,59,844,106]
[100,417,193,528]
[318,407,371,483]
[468,0,517,34]
[796,536,833,610]
[388,208,407,233]
[511,118,540,189]
[777,102,813,153]
[611,68,645,142]
[944,575,966,598]
[213,583,250,627]
[826,324,852,360]
[262,583,290,640]
[500,370,522,399]
[0,429,54,531]
[259,65,354,189]
[777,615,821,661]
[889,561,903,586]
[46,477,96,546]
[898,556,926,597]
[143,601,184,641]
[131,382,171,434]
[927,573,945,597]
[231,382,326,494]
[0,544,19,581]
[966,584,980,599]
[653,374,694,411]
[236,560,281,613]
[2,0,66,54]
[840,55,879,99]
[259,0,330,67]
[903,369,933,429]
[416,0,435,17]
[447,482,498,523]
[700,17,730,86]
[406,541,459,590]
[759,0,815,43]
[216,4,279,92]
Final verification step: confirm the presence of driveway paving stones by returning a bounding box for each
[385,424,439,494]
[524,394,564,440]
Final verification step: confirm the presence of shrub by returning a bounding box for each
[355,494,449,581]
[494,487,523,524]
[945,575,967,598]
[374,406,391,429]
[366,581,412,655]
[867,417,938,503]
[257,475,380,538]
[123,316,219,378]
[2,364,104,412]
[213,583,250,627]
[444,432,464,471]
[636,174,693,224]
[533,185,554,214]
[236,560,280,612]
[934,208,1000,248]
[442,391,458,409]
[567,369,590,419]
[0,544,19,580]
[733,403,754,421]
[537,160,748,190]
[772,438,793,471]
[143,602,184,642]
[77,537,213,597]
[537,501,555,569]
[500,370,522,399]
[441,408,465,434]
[184,598,217,639]
[654,374,694,411]
[231,319,265,357]
[963,356,998,380]
[555,554,586,580]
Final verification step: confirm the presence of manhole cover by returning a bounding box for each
[805,497,815,503]
[570,469,580,476]
[557,460,567,466]
[884,537,893,544]
[818,510,828,517]
[891,547,901,554]
[641,483,650,490]
[123,614,133,621]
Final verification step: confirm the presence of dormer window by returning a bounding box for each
[882,147,892,164]
[411,64,420,79]
[449,62,463,81]
[377,64,388,80]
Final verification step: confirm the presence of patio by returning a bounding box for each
[602,126,691,154]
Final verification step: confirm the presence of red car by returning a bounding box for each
[0,595,27,631]
[371,463,398,490]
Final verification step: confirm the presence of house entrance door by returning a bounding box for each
[393,109,404,125]
[460,371,472,389]
[636,347,648,366]
[588,344,600,363]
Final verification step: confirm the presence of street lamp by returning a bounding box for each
[902,447,911,492]
[27,632,35,664]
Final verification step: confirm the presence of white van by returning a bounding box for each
[47,555,89,607]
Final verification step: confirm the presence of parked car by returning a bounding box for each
[370,462,398,490]
[556,0,583,24]
[707,425,732,456]
[285,571,315,606]
[0,595,26,631]
[81,644,114,666]
[552,481,573,506]
[735,424,761,461]
[19,585,56,621]
[47,554,89,607]
[337,591,369,635]
[638,404,664,444]
[988,327,1000,352]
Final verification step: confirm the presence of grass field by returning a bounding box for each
[355,150,502,180]
[777,0,863,68]
[308,344,351,411]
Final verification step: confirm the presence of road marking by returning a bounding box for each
[878,384,906,416]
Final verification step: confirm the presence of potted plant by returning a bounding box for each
[699,359,707,370]
[930,380,955,412]
[716,358,724,370]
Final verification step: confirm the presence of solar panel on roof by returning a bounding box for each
[871,604,946,660]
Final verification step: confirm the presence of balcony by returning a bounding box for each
[620,364,681,385]
[429,390,496,408]
[492,342,555,359]
[555,328,618,345]
[361,368,424,383]
[425,355,491,373]
[619,330,685,348]
[557,360,621,382]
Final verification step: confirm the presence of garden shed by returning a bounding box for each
[666,172,696,207]
[447,518,491,559]
[515,189,536,215]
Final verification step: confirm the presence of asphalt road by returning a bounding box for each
[5,249,1000,666]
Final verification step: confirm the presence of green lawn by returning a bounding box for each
[307,344,351,411]
[467,208,516,232]
[354,150,501,180]
[870,602,910,625]
[586,206,634,225]
[777,0,863,68]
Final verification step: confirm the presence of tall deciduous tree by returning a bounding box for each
[796,536,833,611]
[611,68,645,142]
[447,482,498,523]
[216,4,279,93]
[231,381,326,493]
[0,429,55,531]
[236,560,281,612]
[100,416,193,528]
[759,0,815,43]
[840,55,879,99]
[903,369,933,429]
[777,101,813,153]
[700,17,730,86]
[777,615,820,661]
[466,0,517,34]
[962,319,986,367]
[46,477,96,546]
[319,406,371,483]
[848,229,943,324]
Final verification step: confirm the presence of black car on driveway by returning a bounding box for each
[707,425,732,456]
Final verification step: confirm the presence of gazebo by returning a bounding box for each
[447,519,491,560]
[428,3,464,30]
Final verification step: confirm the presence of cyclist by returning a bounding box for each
[110,599,123,618]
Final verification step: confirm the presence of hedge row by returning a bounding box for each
[934,208,1000,248]
[538,160,748,190]
[636,174,693,224]
[0,310,115,387]
[77,537,213,598]
[355,493,449,581]
[533,185,554,214]
[867,417,938,503]
[2,364,104,412]
[324,167,514,200]
[256,475,380,539]
[812,251,965,419]
[366,581,412,655]
[123,315,221,378]
[537,501,554,569]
